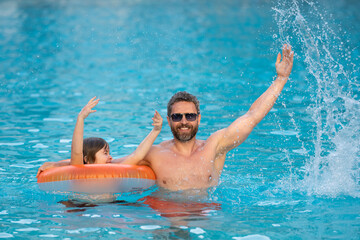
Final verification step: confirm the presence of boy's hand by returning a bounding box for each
[78,96,100,120]
[36,162,55,178]
[152,110,163,131]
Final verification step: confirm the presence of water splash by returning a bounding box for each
[273,0,360,197]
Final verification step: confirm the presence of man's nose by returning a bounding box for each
[180,115,188,124]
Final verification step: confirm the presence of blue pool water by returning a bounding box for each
[0,0,359,239]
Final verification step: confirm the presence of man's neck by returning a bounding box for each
[172,137,198,156]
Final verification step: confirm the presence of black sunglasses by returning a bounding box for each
[170,113,198,122]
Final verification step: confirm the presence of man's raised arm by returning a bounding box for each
[214,44,294,155]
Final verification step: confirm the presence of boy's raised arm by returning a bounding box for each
[36,97,100,178]
[71,97,100,165]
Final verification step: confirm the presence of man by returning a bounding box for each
[117,44,294,191]
[38,44,293,191]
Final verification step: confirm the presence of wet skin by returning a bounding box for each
[135,101,226,191]
[93,146,113,164]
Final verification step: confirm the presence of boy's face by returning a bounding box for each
[94,146,113,164]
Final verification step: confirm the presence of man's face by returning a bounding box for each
[167,101,201,142]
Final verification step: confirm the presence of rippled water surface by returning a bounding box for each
[0,0,359,239]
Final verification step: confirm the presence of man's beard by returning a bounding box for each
[171,123,198,142]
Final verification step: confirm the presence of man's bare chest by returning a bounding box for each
[149,149,218,189]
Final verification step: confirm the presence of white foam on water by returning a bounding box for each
[10,164,35,169]
[123,144,138,148]
[274,0,360,198]
[190,227,206,234]
[256,200,300,207]
[32,143,48,148]
[0,232,14,238]
[43,118,73,122]
[10,219,40,224]
[28,129,39,132]
[233,234,271,240]
[38,234,59,238]
[105,137,115,143]
[16,228,40,232]
[27,158,47,163]
[65,228,100,234]
[82,214,101,218]
[0,142,24,146]
[140,225,162,230]
[270,130,298,136]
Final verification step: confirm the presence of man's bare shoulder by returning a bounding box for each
[203,129,225,145]
[146,140,173,155]
[158,139,174,147]
[149,139,172,150]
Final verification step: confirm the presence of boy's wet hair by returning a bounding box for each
[83,137,109,164]
[167,91,200,116]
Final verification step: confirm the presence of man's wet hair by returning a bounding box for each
[167,91,200,116]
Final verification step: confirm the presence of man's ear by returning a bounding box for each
[167,115,171,126]
[84,156,88,164]
[198,114,201,124]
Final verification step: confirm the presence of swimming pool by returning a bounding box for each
[0,0,359,239]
